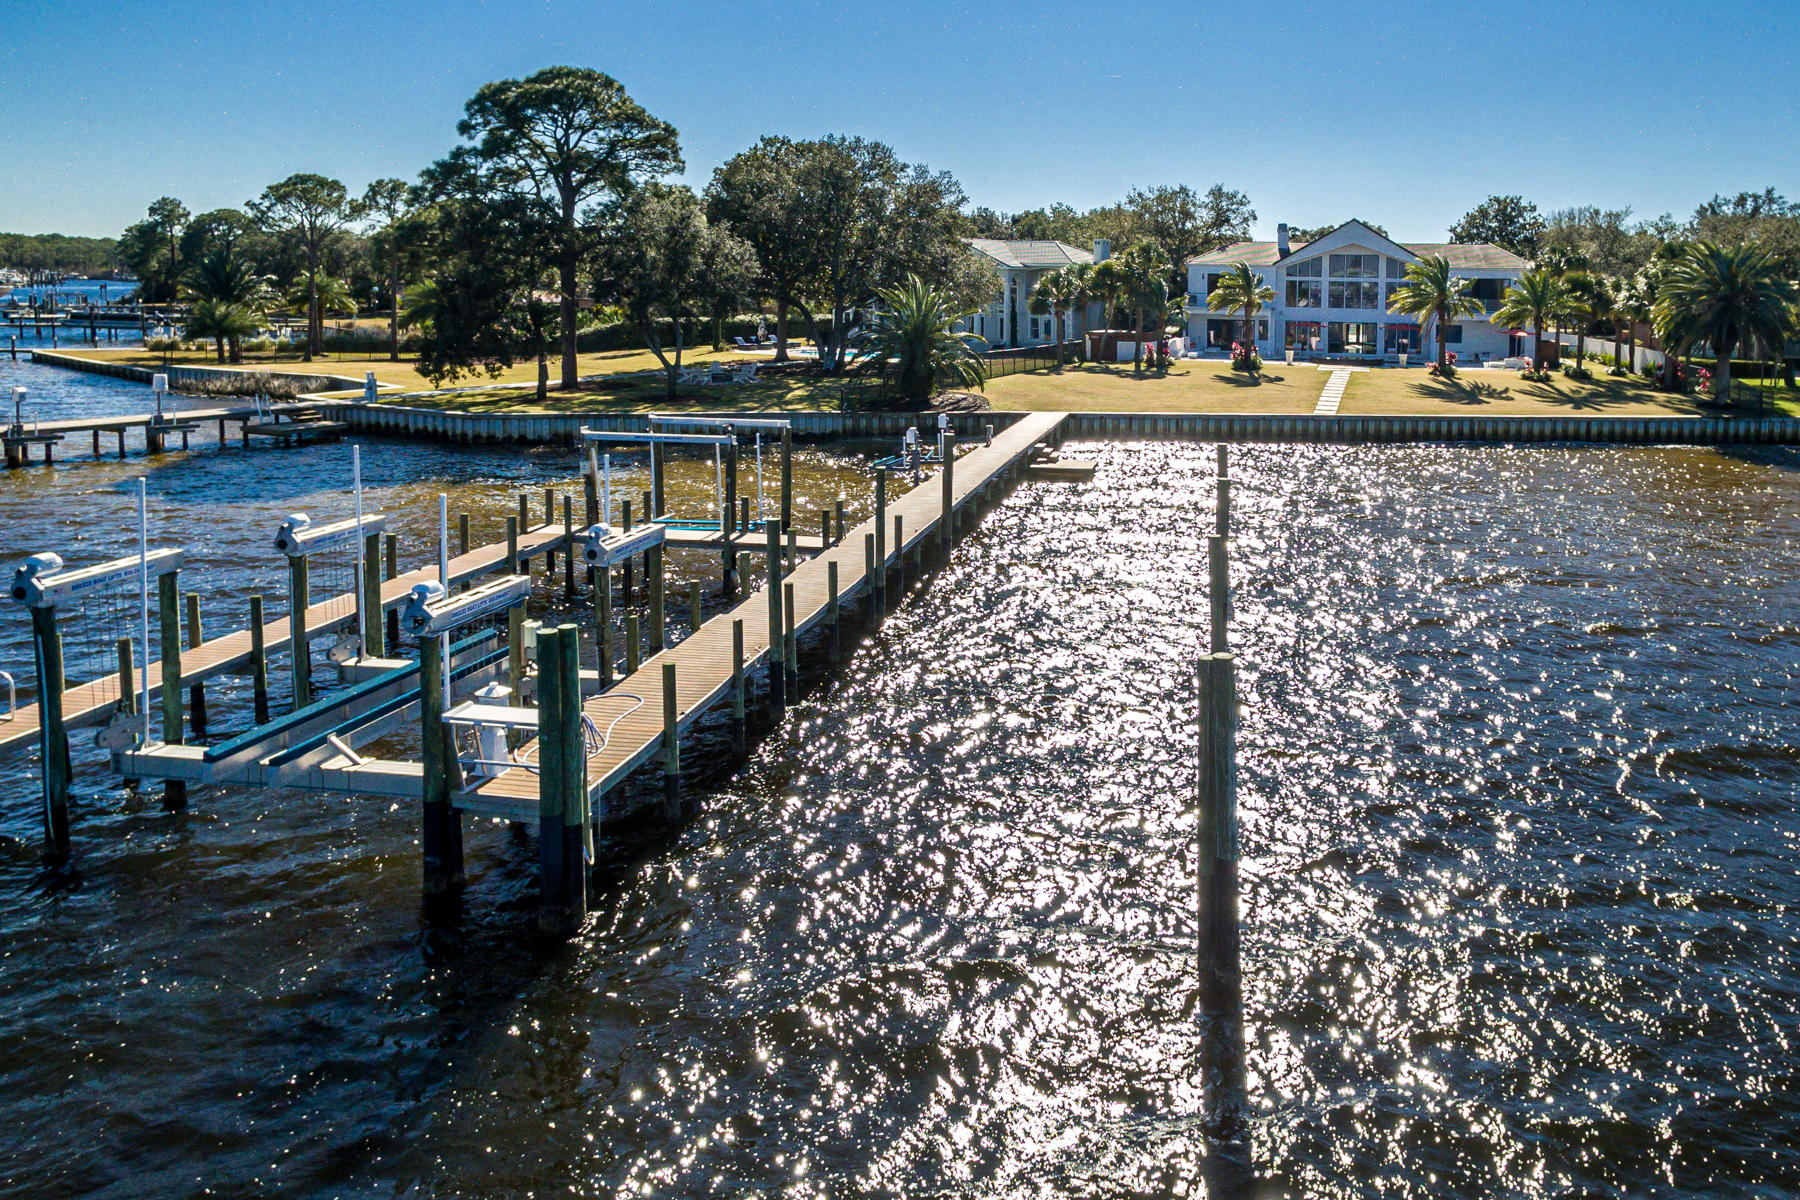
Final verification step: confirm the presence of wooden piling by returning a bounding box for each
[730,618,746,753]
[739,496,750,534]
[562,495,575,599]
[384,534,401,650]
[1216,443,1230,537]
[507,606,526,704]
[116,636,138,788]
[780,427,793,533]
[517,493,529,540]
[505,516,519,575]
[288,555,311,709]
[650,446,665,521]
[661,661,680,815]
[821,508,831,552]
[940,432,957,559]
[1197,651,1245,1129]
[894,514,905,594]
[537,625,568,927]
[458,513,470,557]
[248,595,270,724]
[362,533,384,658]
[594,561,613,687]
[688,580,703,637]
[1209,534,1229,653]
[625,612,641,676]
[863,533,876,620]
[558,624,587,927]
[647,545,666,653]
[724,433,739,594]
[874,468,888,613]
[834,500,846,547]
[419,633,463,899]
[158,572,185,810]
[783,581,798,701]
[184,592,207,734]
[544,486,555,526]
[31,607,70,862]
[584,469,599,527]
[827,559,840,667]
[786,526,797,577]
[764,519,783,721]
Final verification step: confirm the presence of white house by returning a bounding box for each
[1186,220,1530,364]
[960,238,1105,349]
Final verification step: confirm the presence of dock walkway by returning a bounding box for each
[469,411,1069,818]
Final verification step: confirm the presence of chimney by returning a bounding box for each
[1277,223,1290,256]
[1092,239,1111,263]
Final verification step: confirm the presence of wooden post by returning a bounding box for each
[940,432,957,558]
[594,561,613,687]
[874,467,888,613]
[821,508,831,553]
[739,496,750,534]
[650,444,665,520]
[621,499,635,602]
[863,533,876,620]
[458,512,470,557]
[1197,651,1245,1130]
[688,580,703,636]
[723,432,739,594]
[785,526,797,576]
[507,605,526,705]
[764,518,783,721]
[544,486,555,526]
[419,633,463,899]
[834,500,845,546]
[661,661,680,816]
[625,612,641,676]
[249,595,270,724]
[505,516,519,575]
[158,571,185,810]
[780,426,793,533]
[184,592,207,734]
[1216,443,1230,537]
[647,544,666,652]
[384,533,400,650]
[562,495,575,599]
[116,636,138,788]
[783,581,797,702]
[893,514,905,594]
[31,606,70,862]
[558,623,587,927]
[517,492,529,538]
[1209,534,1230,653]
[362,533,384,658]
[288,555,311,709]
[730,618,746,753]
[537,625,568,929]
[827,560,840,667]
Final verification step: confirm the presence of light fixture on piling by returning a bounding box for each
[151,373,168,424]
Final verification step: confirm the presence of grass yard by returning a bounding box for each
[1340,366,1800,418]
[982,360,1322,412]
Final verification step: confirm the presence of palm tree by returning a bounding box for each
[287,275,356,344]
[184,299,262,363]
[1206,262,1275,372]
[1653,242,1800,405]
[1615,273,1654,374]
[180,243,276,363]
[1563,271,1609,375]
[1490,269,1574,375]
[1104,242,1172,371]
[1090,257,1131,360]
[858,274,986,409]
[1065,261,1097,360]
[1027,267,1077,366]
[1384,254,1486,372]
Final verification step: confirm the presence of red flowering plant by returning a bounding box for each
[1229,340,1262,372]
[1428,351,1460,378]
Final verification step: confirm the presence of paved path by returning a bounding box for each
[1312,367,1357,415]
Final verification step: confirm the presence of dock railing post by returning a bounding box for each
[661,661,680,817]
[158,570,186,810]
[625,612,640,676]
[184,592,207,734]
[505,516,519,575]
[249,595,270,724]
[30,606,70,863]
[834,500,846,546]
[688,581,703,639]
[764,519,783,722]
[730,618,746,754]
[116,636,139,788]
[507,606,526,705]
[940,432,957,559]
[559,623,587,930]
[458,513,470,558]
[893,515,905,594]
[419,632,463,900]
[536,626,568,931]
[288,555,311,709]
[517,493,529,540]
[724,431,739,594]
[650,447,664,522]
[1197,651,1245,1131]
[562,495,576,599]
[821,509,831,554]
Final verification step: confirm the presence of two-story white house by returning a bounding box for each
[1186,220,1530,363]
[960,238,1105,349]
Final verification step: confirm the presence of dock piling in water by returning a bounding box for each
[1196,651,1244,1131]
[184,593,206,734]
[158,571,185,810]
[731,618,746,753]
[248,595,270,724]
[764,519,783,721]
[288,555,311,709]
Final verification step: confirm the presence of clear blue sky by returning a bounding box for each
[4,0,1796,241]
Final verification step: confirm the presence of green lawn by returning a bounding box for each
[1340,365,1800,418]
[982,360,1323,412]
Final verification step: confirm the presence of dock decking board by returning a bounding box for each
[470,412,1068,814]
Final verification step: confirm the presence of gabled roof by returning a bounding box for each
[1189,218,1528,272]
[965,238,1095,269]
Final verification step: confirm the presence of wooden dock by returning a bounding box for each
[466,411,1069,819]
[0,521,571,757]
[3,406,261,465]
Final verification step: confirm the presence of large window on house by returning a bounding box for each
[1286,280,1322,307]
[1386,256,1409,279]
[1443,324,1463,344]
[1384,324,1421,354]
[1206,273,1225,296]
[1329,281,1379,309]
[1286,321,1323,351]
[1469,278,1506,310]
[1286,257,1322,278]
[1329,321,1378,355]
[1328,253,1381,279]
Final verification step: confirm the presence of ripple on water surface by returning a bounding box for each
[2,438,1799,1197]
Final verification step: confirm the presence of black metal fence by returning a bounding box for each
[983,341,1085,379]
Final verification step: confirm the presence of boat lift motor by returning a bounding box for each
[579,522,667,569]
[400,575,532,640]
[10,548,184,608]
[274,511,388,557]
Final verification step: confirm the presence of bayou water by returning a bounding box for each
[1,362,1798,1197]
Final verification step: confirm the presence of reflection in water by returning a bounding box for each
[2,429,1800,1196]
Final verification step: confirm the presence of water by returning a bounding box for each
[1,279,139,307]
[2,405,1799,1195]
